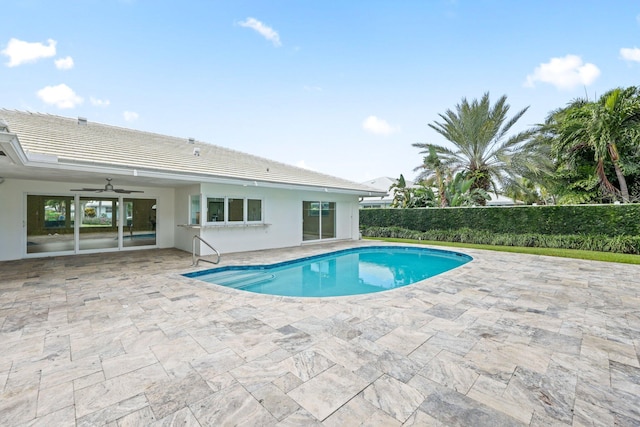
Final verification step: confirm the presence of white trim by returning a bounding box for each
[203,195,265,226]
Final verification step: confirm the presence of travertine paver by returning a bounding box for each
[1,241,639,426]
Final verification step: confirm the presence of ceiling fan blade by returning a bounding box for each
[114,189,144,194]
[71,179,144,193]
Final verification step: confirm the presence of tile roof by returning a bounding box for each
[1,109,383,194]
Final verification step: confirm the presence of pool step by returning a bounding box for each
[203,270,276,289]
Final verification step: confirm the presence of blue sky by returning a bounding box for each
[2,0,639,184]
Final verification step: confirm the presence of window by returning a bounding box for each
[204,196,263,225]
[189,195,201,225]
[207,197,225,222]
[248,199,262,222]
[228,198,243,222]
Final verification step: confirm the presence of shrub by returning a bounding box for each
[361,226,640,254]
[359,204,640,237]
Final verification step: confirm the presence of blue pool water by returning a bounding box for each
[184,246,472,297]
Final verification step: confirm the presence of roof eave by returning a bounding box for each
[26,156,386,196]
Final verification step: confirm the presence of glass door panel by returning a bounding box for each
[123,198,157,247]
[302,201,320,241]
[321,202,336,239]
[303,201,336,241]
[26,195,75,254]
[79,197,118,250]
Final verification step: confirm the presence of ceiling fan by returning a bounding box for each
[71,178,144,194]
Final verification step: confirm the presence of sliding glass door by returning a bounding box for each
[26,195,75,254]
[302,201,336,241]
[26,194,157,255]
[123,198,157,247]
[79,197,119,250]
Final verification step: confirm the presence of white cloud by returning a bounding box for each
[524,54,600,90]
[238,17,281,46]
[90,97,110,107]
[36,84,83,109]
[55,56,74,70]
[1,38,57,67]
[620,47,640,62]
[362,115,396,136]
[123,111,139,122]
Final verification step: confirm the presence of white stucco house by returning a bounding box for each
[0,110,385,262]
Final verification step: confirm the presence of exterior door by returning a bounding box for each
[302,201,336,241]
[26,194,157,255]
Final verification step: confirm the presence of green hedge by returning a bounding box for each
[359,204,640,237]
[361,226,640,254]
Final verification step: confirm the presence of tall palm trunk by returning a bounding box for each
[613,162,629,202]
[608,142,629,202]
[436,170,447,207]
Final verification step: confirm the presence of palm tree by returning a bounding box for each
[413,92,534,205]
[550,87,640,202]
[413,146,450,207]
[501,132,558,204]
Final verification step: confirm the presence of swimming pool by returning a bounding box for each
[185,246,472,297]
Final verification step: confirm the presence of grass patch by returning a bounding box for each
[364,237,640,265]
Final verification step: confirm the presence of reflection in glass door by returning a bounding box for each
[26,194,158,255]
[321,202,336,239]
[123,198,157,247]
[26,195,75,254]
[302,201,336,241]
[302,201,319,241]
[79,197,118,250]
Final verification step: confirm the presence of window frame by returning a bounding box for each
[203,196,264,225]
[189,194,201,225]
[246,198,263,224]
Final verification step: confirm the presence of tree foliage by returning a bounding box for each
[543,86,640,203]
[413,92,533,205]
[406,86,640,206]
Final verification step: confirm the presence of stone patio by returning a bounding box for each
[1,241,639,426]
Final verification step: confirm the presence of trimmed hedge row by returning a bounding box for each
[361,226,640,254]
[359,204,640,237]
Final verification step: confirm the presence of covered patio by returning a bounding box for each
[1,242,639,426]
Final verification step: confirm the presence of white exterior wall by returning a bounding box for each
[174,184,201,255]
[0,178,361,261]
[0,178,175,261]
[173,183,361,256]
